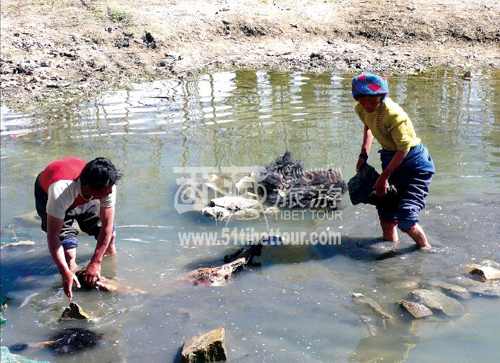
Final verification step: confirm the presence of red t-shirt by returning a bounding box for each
[40,157,89,209]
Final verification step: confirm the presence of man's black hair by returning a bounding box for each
[79,157,123,190]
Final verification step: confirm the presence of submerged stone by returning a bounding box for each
[427,280,472,299]
[455,277,500,297]
[410,289,465,318]
[60,303,90,321]
[397,300,433,319]
[181,328,227,363]
[351,293,394,320]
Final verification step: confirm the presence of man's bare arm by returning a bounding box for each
[84,206,115,286]
[47,215,80,299]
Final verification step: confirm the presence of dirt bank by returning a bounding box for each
[1,0,499,112]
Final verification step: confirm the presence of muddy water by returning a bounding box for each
[1,70,500,362]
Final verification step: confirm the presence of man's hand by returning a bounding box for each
[84,261,101,288]
[356,157,366,172]
[374,175,389,197]
[62,270,81,300]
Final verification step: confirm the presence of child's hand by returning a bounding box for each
[374,175,389,197]
[356,157,366,172]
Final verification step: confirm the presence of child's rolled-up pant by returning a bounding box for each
[377,143,435,231]
[377,170,433,231]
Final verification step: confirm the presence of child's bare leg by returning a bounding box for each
[64,248,78,272]
[404,223,431,248]
[105,232,117,256]
[380,219,398,242]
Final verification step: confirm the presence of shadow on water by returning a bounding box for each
[0,250,96,295]
[186,235,421,271]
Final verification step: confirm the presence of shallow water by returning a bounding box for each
[1,69,500,362]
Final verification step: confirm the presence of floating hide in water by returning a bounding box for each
[259,151,346,209]
[348,163,398,207]
[188,258,248,286]
[10,328,102,356]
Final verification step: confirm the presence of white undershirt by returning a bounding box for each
[46,178,116,219]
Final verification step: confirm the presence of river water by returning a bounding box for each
[1,70,499,362]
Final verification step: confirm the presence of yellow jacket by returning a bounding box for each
[355,98,421,152]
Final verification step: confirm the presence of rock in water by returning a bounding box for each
[469,265,500,281]
[427,280,472,299]
[397,300,433,319]
[455,278,500,297]
[75,270,143,293]
[348,163,398,206]
[410,289,465,318]
[181,328,227,363]
[75,270,117,292]
[60,303,90,320]
[351,293,394,320]
[189,258,247,286]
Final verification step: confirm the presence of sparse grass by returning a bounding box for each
[107,7,131,23]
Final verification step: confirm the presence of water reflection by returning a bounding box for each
[1,70,500,362]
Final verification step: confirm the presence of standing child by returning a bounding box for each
[352,73,435,248]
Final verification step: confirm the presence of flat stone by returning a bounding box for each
[455,277,500,297]
[181,328,227,363]
[60,303,90,320]
[210,196,259,211]
[351,293,394,320]
[397,300,433,319]
[410,289,465,317]
[427,280,472,299]
[389,279,421,290]
[469,265,500,281]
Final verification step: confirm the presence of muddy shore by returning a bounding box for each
[1,0,499,112]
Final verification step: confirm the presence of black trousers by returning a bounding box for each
[34,174,102,244]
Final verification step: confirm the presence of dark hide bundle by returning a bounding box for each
[259,152,347,209]
[348,163,398,207]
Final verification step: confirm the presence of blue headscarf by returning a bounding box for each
[352,73,389,99]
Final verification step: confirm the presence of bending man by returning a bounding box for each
[35,157,122,299]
